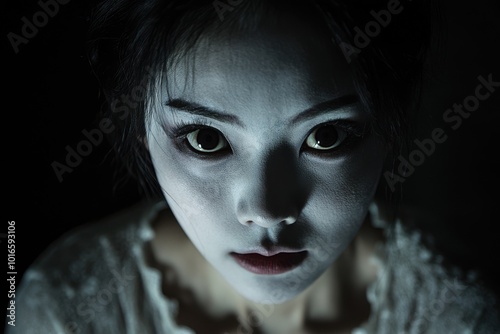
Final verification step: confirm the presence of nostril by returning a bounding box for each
[236,199,300,227]
[241,220,253,226]
[241,214,298,228]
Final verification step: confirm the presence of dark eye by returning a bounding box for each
[304,124,348,151]
[186,128,228,153]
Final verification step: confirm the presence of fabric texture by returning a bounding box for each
[5,200,499,334]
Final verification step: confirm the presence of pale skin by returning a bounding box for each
[146,10,387,333]
[151,209,384,333]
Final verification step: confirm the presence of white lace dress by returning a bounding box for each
[5,201,499,333]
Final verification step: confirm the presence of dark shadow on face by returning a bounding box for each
[260,142,314,247]
[264,142,311,219]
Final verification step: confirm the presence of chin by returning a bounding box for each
[238,287,299,305]
[230,275,316,305]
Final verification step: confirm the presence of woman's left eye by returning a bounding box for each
[304,124,348,151]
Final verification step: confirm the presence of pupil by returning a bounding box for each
[316,126,338,148]
[198,129,218,150]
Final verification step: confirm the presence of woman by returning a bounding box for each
[8,0,499,333]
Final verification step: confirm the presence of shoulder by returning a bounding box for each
[8,200,167,334]
[362,201,500,333]
[28,200,163,284]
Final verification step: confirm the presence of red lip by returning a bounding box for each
[231,251,308,275]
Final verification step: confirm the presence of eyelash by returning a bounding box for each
[167,118,367,158]
[167,118,231,158]
[169,117,215,138]
[301,120,366,156]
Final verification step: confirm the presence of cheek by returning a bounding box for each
[304,137,386,229]
[154,156,228,223]
[150,148,232,254]
[147,125,229,223]
[331,136,385,195]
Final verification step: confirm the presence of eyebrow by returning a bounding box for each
[166,99,245,127]
[290,95,359,123]
[165,94,359,126]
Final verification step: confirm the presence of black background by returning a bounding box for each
[3,0,500,326]
[3,0,143,318]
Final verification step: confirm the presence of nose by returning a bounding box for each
[237,201,298,228]
[235,143,308,228]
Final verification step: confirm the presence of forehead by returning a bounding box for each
[161,12,357,122]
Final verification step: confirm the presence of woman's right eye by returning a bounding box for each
[185,128,229,154]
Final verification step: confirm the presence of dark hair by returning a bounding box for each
[87,0,436,197]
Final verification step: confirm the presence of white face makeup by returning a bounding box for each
[147,13,387,304]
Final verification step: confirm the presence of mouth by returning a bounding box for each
[230,250,308,275]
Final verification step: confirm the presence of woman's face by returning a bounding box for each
[147,14,387,304]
